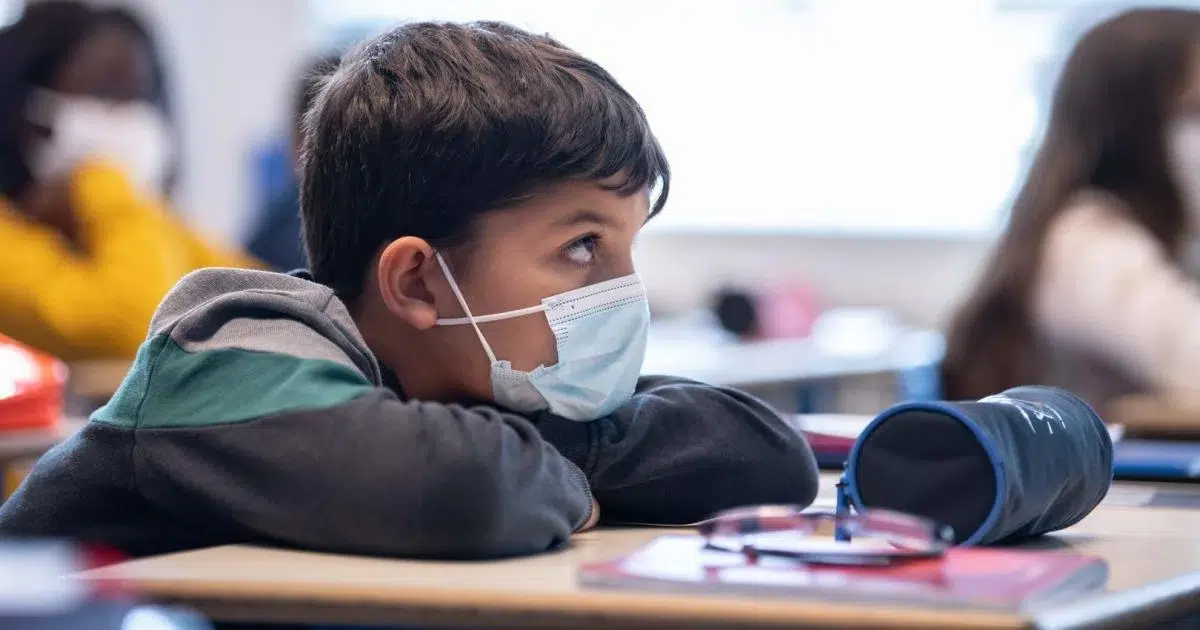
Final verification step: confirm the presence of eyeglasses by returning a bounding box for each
[697,480,955,566]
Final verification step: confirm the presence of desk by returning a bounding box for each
[67,360,132,405]
[0,420,80,467]
[0,359,136,492]
[78,475,1200,629]
[1108,394,1200,439]
[0,418,84,498]
[642,327,943,390]
[643,327,944,413]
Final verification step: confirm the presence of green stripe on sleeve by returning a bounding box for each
[94,335,375,429]
[91,334,167,428]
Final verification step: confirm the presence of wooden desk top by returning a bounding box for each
[78,476,1200,629]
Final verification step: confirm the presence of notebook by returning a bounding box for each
[579,535,1108,611]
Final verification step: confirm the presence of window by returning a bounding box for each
[310,0,1197,235]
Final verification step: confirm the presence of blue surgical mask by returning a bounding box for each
[434,253,649,421]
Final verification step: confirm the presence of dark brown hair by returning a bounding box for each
[942,8,1200,400]
[300,21,669,301]
[291,52,340,136]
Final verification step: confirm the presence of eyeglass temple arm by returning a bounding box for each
[835,477,851,542]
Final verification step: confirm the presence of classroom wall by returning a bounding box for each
[81,0,993,330]
[636,233,992,329]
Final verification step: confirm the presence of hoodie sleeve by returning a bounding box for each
[533,376,820,525]
[104,334,593,559]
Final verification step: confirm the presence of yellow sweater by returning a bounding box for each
[0,162,262,361]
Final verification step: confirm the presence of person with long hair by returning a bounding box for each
[942,8,1200,410]
[0,1,259,361]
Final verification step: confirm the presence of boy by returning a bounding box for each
[0,21,818,559]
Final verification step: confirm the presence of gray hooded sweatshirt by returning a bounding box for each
[0,268,818,558]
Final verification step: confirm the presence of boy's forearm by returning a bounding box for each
[138,389,593,559]
[535,376,819,525]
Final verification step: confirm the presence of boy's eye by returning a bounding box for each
[564,234,599,266]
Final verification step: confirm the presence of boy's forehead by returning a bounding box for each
[490,179,651,232]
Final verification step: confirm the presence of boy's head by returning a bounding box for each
[301,21,669,406]
[290,52,339,166]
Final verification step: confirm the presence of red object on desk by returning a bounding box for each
[0,334,66,433]
[581,535,1108,610]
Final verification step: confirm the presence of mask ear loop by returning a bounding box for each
[434,252,498,364]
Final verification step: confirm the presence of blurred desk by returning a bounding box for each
[643,327,944,389]
[0,361,122,497]
[1108,395,1200,439]
[643,325,944,412]
[0,419,82,466]
[78,474,1200,629]
[68,360,132,400]
[0,418,85,498]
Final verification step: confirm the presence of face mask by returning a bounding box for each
[25,90,172,195]
[1168,118,1200,222]
[434,252,650,421]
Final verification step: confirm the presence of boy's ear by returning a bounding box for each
[376,237,440,330]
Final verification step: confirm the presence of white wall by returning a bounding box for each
[67,0,993,329]
[636,233,992,328]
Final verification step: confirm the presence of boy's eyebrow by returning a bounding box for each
[553,209,617,229]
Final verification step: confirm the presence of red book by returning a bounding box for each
[790,414,870,469]
[580,535,1108,611]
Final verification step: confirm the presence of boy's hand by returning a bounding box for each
[578,498,601,532]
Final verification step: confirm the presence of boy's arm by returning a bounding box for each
[534,376,819,525]
[121,346,593,559]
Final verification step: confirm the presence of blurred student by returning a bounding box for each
[0,21,818,560]
[943,8,1200,410]
[246,53,339,271]
[0,1,259,361]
